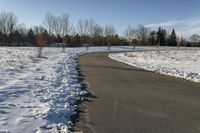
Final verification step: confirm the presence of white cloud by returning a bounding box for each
[146,18,200,38]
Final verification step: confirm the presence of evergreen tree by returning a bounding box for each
[156,27,167,46]
[0,31,3,44]
[27,28,36,46]
[168,29,177,46]
[63,35,71,46]
[11,30,21,46]
[56,34,62,43]
[72,34,81,46]
[42,30,50,46]
[148,31,156,46]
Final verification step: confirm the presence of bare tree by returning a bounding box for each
[91,23,103,46]
[77,19,84,36]
[87,19,95,37]
[7,12,18,34]
[0,11,18,45]
[0,11,9,34]
[104,24,116,37]
[135,24,149,45]
[92,24,103,37]
[76,19,91,49]
[44,13,55,35]
[77,19,90,36]
[85,19,103,37]
[44,13,62,36]
[83,19,90,36]
[104,24,116,50]
[33,25,46,35]
[17,23,28,33]
[60,14,72,52]
[84,19,103,49]
[44,13,73,51]
[53,16,62,36]
[61,14,72,37]
[190,34,200,46]
[0,11,17,34]
[124,25,135,49]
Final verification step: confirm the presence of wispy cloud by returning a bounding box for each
[146,18,200,38]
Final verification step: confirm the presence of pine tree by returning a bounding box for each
[62,35,71,52]
[11,30,21,46]
[168,29,177,46]
[56,34,62,43]
[156,27,167,46]
[148,31,156,46]
[0,31,3,45]
[27,28,36,46]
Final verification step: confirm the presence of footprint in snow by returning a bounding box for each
[0,110,9,114]
[0,117,8,121]
[8,104,16,107]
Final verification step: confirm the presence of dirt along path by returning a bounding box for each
[74,53,200,133]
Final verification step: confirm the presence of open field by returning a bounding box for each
[110,48,200,83]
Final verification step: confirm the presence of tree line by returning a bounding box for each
[0,10,200,48]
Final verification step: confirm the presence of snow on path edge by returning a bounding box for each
[109,52,200,83]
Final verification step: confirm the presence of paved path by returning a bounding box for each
[76,53,200,133]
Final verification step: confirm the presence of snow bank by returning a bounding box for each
[109,49,200,83]
[0,46,144,133]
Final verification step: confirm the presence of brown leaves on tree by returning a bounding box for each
[36,34,47,57]
[36,34,46,47]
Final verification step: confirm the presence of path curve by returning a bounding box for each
[75,53,200,133]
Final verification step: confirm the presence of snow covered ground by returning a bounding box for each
[0,46,155,133]
[1,46,196,133]
[109,48,200,83]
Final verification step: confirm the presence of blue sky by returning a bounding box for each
[1,0,200,37]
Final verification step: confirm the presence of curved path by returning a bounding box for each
[75,53,200,133]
